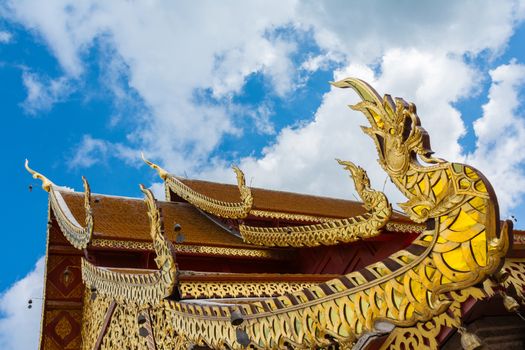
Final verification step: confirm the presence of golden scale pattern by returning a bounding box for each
[83,258,525,350]
[380,257,525,350]
[143,152,254,219]
[81,78,511,349]
[25,160,94,249]
[385,222,424,234]
[239,161,392,247]
[81,185,178,305]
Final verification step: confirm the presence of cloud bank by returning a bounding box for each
[0,257,44,350]
[3,0,524,213]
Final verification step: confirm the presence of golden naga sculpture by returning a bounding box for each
[239,160,392,247]
[141,152,253,218]
[25,160,94,249]
[81,79,512,349]
[135,78,509,348]
[81,185,179,305]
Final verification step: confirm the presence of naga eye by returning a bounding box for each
[389,128,395,135]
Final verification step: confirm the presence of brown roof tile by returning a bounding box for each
[60,191,252,247]
[177,178,408,220]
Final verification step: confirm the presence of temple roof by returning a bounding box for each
[60,191,251,247]
[175,178,410,222]
[30,77,525,350]
[177,178,366,218]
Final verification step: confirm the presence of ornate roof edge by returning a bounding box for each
[142,153,253,219]
[90,239,292,260]
[70,79,520,350]
[239,160,392,247]
[25,159,93,249]
[141,154,423,231]
[82,78,510,349]
[81,185,179,305]
[249,209,337,223]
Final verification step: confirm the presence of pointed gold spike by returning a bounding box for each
[232,165,247,188]
[25,159,53,192]
[331,77,383,105]
[232,165,253,204]
[141,152,169,180]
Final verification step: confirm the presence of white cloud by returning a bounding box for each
[199,50,478,208]
[196,1,525,218]
[297,0,525,62]
[21,71,72,115]
[149,182,166,201]
[0,31,12,43]
[68,134,139,169]
[0,257,44,350]
[5,0,525,216]
[5,0,301,171]
[466,60,525,216]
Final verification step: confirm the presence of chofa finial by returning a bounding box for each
[141,152,169,180]
[25,159,53,192]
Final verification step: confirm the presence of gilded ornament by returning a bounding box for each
[82,79,513,349]
[90,238,289,259]
[25,160,94,249]
[142,153,253,219]
[239,160,392,246]
[81,185,178,305]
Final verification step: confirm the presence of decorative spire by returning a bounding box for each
[141,152,253,219]
[25,159,94,249]
[25,159,53,192]
[141,152,170,180]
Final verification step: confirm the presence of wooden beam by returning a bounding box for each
[140,309,157,350]
[93,301,116,350]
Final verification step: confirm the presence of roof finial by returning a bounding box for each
[141,152,169,180]
[232,165,253,205]
[25,159,53,192]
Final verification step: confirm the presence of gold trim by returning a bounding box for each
[81,185,178,305]
[514,233,525,244]
[250,209,335,222]
[381,258,525,349]
[179,281,316,299]
[25,160,93,249]
[90,239,290,260]
[239,160,392,247]
[142,153,253,218]
[251,211,424,233]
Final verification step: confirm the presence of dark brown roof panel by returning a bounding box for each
[60,191,251,247]
[178,178,367,218]
[177,178,409,221]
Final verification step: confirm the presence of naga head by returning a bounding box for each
[332,78,433,176]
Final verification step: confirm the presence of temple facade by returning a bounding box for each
[28,79,525,349]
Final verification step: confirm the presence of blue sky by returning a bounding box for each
[1,1,525,348]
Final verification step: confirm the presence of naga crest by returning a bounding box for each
[332,78,435,176]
